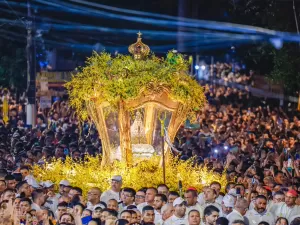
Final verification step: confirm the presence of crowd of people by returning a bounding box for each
[0,73,299,225]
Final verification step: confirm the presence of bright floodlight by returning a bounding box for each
[195,65,200,70]
[201,65,206,70]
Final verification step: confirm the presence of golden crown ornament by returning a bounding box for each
[128,31,150,60]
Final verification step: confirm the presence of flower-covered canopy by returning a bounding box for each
[66,34,206,165]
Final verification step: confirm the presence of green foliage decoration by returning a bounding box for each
[65,51,206,121]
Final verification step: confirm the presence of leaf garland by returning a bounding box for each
[65,51,206,121]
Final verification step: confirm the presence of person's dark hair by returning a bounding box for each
[147,187,158,194]
[169,191,180,197]
[57,202,68,208]
[256,195,267,201]
[59,213,74,223]
[123,187,136,198]
[257,222,269,225]
[16,181,28,191]
[231,220,245,225]
[127,205,137,210]
[142,205,154,214]
[157,184,169,190]
[290,217,300,225]
[121,210,132,216]
[216,217,229,225]
[210,181,221,189]
[115,219,129,225]
[20,165,30,171]
[20,197,32,205]
[32,189,44,202]
[71,187,83,195]
[273,191,284,196]
[4,174,15,181]
[203,205,219,216]
[102,208,118,218]
[275,217,288,225]
[188,209,200,216]
[155,194,168,203]
[274,171,284,177]
[89,218,101,225]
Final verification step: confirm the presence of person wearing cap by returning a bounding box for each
[226,198,249,225]
[164,197,187,225]
[245,195,275,225]
[184,189,202,216]
[269,189,300,222]
[219,195,235,218]
[56,180,71,198]
[100,175,122,204]
[43,180,59,214]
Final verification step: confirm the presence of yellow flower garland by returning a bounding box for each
[33,156,227,196]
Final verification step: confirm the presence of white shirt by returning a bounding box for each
[164,214,187,225]
[245,209,275,225]
[154,210,162,225]
[200,202,222,213]
[100,190,120,204]
[44,196,59,214]
[31,202,41,211]
[186,203,203,216]
[269,202,300,222]
[226,209,248,225]
[137,202,148,212]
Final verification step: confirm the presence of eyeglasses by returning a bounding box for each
[135,195,145,199]
[124,195,133,198]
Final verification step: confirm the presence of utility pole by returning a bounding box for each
[26,0,36,127]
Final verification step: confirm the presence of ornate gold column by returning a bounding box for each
[164,104,188,161]
[118,101,133,165]
[87,102,111,166]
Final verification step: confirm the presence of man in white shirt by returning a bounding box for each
[245,195,275,225]
[226,198,249,225]
[87,187,104,210]
[164,197,187,225]
[184,189,202,216]
[31,189,45,211]
[153,194,167,225]
[201,188,222,213]
[137,187,157,212]
[157,203,174,225]
[219,195,235,218]
[118,187,136,212]
[100,175,122,204]
[210,182,224,205]
[269,190,300,222]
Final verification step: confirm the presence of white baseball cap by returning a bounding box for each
[112,175,122,182]
[222,194,235,208]
[42,180,54,188]
[59,180,71,186]
[173,197,186,207]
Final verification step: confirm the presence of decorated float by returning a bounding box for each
[33,33,227,194]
